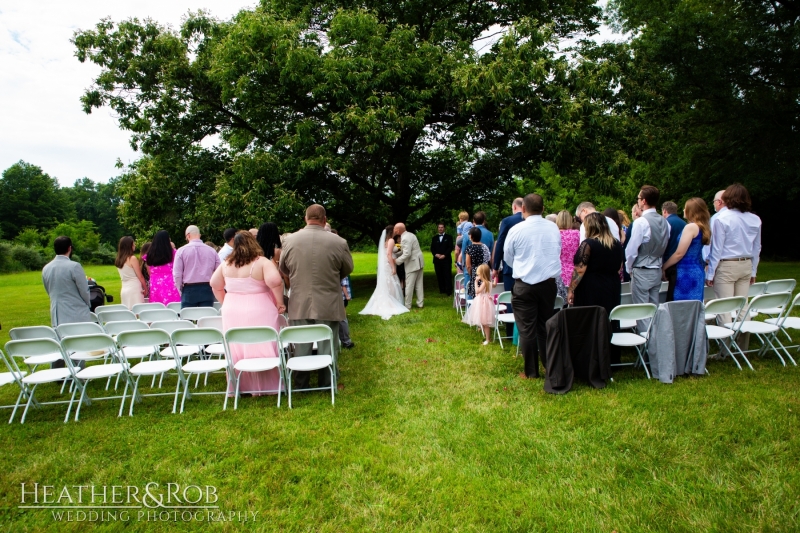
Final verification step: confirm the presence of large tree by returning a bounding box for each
[0,161,74,240]
[73,0,619,242]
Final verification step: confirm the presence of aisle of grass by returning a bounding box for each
[0,259,798,531]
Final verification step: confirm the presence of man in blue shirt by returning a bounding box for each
[661,201,687,302]
[462,211,494,299]
[492,198,523,335]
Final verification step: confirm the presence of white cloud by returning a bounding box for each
[0,1,256,186]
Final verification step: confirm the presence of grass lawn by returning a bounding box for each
[0,256,799,531]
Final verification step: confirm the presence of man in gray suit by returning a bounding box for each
[42,236,92,327]
[393,223,425,309]
[280,204,354,389]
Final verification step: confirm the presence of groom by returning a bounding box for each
[393,223,424,309]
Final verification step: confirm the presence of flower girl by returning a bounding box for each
[462,264,495,345]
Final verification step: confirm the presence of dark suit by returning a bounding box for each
[493,212,523,335]
[430,232,454,295]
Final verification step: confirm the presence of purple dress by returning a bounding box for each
[143,251,181,305]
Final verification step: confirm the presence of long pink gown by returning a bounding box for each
[221,271,282,395]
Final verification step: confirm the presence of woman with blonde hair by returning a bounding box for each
[210,231,285,396]
[662,198,711,301]
[556,210,580,302]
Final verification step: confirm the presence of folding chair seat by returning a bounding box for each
[117,329,185,415]
[131,302,166,315]
[171,329,230,413]
[609,303,657,379]
[56,322,110,364]
[180,307,219,322]
[9,326,62,370]
[167,302,183,312]
[225,326,284,409]
[4,338,86,423]
[138,309,179,323]
[61,334,135,419]
[493,291,514,349]
[724,292,794,366]
[198,317,225,356]
[97,309,137,324]
[704,297,749,370]
[765,292,800,354]
[279,325,336,408]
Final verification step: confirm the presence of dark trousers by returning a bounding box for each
[181,283,215,308]
[433,257,453,295]
[512,278,557,378]
[664,265,677,302]
[502,271,515,337]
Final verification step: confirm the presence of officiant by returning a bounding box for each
[430,223,454,296]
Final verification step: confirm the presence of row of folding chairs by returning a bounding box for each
[1,321,337,423]
[95,305,220,324]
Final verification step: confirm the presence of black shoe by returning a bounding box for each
[342,342,355,349]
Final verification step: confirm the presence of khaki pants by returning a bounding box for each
[713,259,752,349]
[404,268,424,309]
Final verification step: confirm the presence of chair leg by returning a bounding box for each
[74,381,89,421]
[65,383,80,423]
[719,339,742,370]
[277,370,283,408]
[172,377,182,414]
[129,377,142,416]
[234,373,242,410]
[20,384,40,424]
[9,389,25,424]
[730,339,754,371]
[330,366,335,406]
[287,370,293,409]
[637,347,651,379]
[119,376,130,417]
[180,376,191,413]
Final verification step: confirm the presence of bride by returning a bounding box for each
[360,225,410,320]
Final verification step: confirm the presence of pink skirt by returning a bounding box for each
[462,294,494,327]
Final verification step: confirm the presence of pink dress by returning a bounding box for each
[143,252,181,305]
[462,278,494,327]
[559,229,580,287]
[221,269,282,395]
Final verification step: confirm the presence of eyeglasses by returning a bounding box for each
[636,196,643,201]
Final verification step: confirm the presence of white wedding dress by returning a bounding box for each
[359,230,410,320]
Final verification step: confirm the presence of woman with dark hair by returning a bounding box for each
[115,236,147,309]
[256,222,282,261]
[663,198,711,301]
[211,231,285,396]
[144,230,181,305]
[465,226,491,299]
[602,208,624,243]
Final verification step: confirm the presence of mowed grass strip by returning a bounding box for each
[0,257,798,532]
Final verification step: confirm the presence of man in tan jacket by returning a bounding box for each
[393,223,424,309]
[280,204,354,388]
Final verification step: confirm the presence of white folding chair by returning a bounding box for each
[132,302,166,315]
[89,312,100,324]
[277,314,289,331]
[0,347,28,419]
[97,309,137,324]
[167,302,183,313]
[620,282,631,295]
[171,328,230,413]
[9,326,62,371]
[94,304,128,315]
[704,297,750,370]
[765,292,800,356]
[493,291,514,349]
[609,303,657,379]
[454,274,466,317]
[554,296,565,310]
[225,327,284,409]
[56,322,110,364]
[61,333,135,419]
[138,309,180,323]
[117,329,185,415]
[180,307,220,322]
[279,325,336,408]
[198,317,225,357]
[756,279,797,323]
[151,321,199,387]
[104,320,154,360]
[4,338,86,423]
[213,302,222,311]
[725,292,794,366]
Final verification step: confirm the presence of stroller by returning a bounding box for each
[88,279,114,312]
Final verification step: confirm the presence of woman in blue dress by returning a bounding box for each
[662,197,711,301]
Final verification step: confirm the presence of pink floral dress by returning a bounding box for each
[560,230,580,287]
[143,251,181,305]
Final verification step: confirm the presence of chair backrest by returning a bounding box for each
[98,309,137,323]
[455,274,464,284]
[117,329,171,349]
[774,292,800,325]
[213,302,222,311]
[60,333,117,359]
[225,326,279,346]
[609,303,658,322]
[131,302,166,314]
[197,316,223,331]
[167,302,183,312]
[553,296,564,309]
[172,328,224,347]
[56,322,106,339]
[704,297,747,316]
[9,326,58,341]
[278,325,334,356]
[491,284,505,295]
[497,291,512,305]
[765,279,796,294]
[748,282,766,298]
[138,309,180,323]
[620,293,633,305]
[277,314,289,331]
[94,304,128,314]
[745,292,792,314]
[5,338,75,373]
[180,307,219,321]
[149,320,196,335]
[660,281,669,292]
[620,282,631,295]
[104,320,149,337]
[89,312,100,324]
[0,346,26,383]
[703,285,716,302]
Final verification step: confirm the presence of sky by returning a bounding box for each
[0,1,620,187]
[0,1,256,186]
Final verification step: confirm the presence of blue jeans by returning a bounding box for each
[181,284,215,308]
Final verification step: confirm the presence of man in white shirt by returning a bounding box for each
[218,228,236,261]
[576,202,620,243]
[505,194,562,378]
[706,184,761,343]
[702,190,726,261]
[625,185,670,331]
